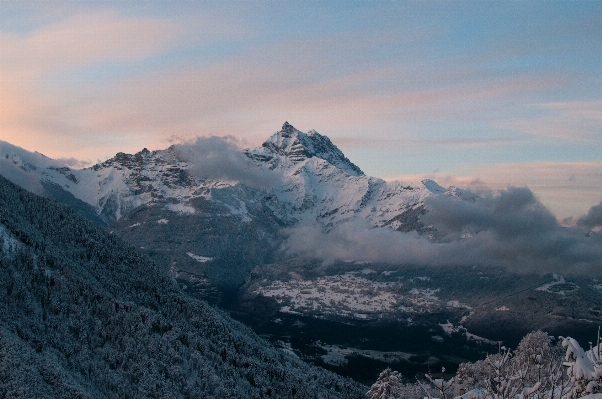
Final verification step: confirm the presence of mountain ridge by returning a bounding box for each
[0,124,451,296]
[0,124,442,231]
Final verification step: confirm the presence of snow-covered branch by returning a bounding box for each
[369,330,602,399]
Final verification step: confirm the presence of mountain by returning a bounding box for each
[0,175,366,398]
[1,123,446,231]
[244,122,441,230]
[247,121,364,176]
[0,141,106,226]
[0,124,452,293]
[3,124,601,384]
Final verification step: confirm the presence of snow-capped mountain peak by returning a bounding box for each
[422,179,446,194]
[0,124,455,232]
[247,122,364,177]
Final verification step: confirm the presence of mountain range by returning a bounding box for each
[1,122,447,230]
[0,122,457,292]
[2,122,602,384]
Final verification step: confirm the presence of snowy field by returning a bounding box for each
[253,271,471,320]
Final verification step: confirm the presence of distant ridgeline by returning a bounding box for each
[0,176,365,398]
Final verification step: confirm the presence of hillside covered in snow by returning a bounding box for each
[0,175,366,398]
[2,123,602,383]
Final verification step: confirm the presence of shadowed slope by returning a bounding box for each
[0,176,365,399]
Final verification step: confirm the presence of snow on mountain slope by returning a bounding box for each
[245,122,437,230]
[247,121,364,176]
[0,123,453,230]
[1,141,239,224]
[69,147,205,223]
[0,140,63,195]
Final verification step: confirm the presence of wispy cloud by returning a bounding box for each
[28,49,565,153]
[0,10,178,159]
[0,4,576,159]
[173,136,282,189]
[1,10,175,78]
[500,100,602,140]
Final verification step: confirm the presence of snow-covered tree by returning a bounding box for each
[453,332,555,399]
[368,368,404,399]
[424,372,456,399]
[369,330,602,399]
[561,336,602,398]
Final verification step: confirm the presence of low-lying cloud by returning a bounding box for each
[578,200,602,229]
[174,136,281,189]
[282,186,602,275]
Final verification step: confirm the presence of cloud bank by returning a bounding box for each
[391,161,602,222]
[282,187,602,275]
[173,136,281,189]
[578,201,602,229]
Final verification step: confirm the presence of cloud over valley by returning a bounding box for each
[282,186,602,275]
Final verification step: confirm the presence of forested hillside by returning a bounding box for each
[0,176,365,398]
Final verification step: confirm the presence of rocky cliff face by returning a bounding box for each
[247,121,364,176]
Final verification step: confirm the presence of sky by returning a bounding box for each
[1,1,601,221]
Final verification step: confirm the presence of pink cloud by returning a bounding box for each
[0,10,177,158]
[1,8,598,179]
[76,56,560,140]
[1,11,175,78]
[498,100,602,140]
